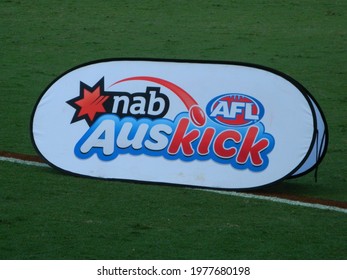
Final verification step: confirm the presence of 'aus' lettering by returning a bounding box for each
[75,113,275,172]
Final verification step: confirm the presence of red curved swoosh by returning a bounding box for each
[109,76,206,126]
[110,76,198,109]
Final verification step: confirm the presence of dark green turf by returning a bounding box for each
[0,0,346,259]
[1,162,346,259]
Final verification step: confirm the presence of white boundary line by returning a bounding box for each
[1,155,347,214]
[203,189,347,214]
[0,156,49,168]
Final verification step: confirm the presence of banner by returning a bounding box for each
[31,59,328,189]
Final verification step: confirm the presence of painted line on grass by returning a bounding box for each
[203,189,347,214]
[0,156,49,168]
[1,151,347,214]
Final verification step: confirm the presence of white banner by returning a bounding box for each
[31,59,328,189]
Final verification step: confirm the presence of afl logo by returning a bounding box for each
[206,93,264,126]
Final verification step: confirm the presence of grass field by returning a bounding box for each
[0,0,346,259]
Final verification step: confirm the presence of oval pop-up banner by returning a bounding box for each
[31,59,328,190]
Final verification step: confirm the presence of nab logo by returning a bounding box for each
[66,78,170,126]
[206,94,264,126]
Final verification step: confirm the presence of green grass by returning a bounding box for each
[1,162,346,259]
[0,0,346,259]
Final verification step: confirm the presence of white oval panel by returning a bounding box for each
[31,59,322,189]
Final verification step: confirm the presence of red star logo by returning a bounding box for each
[67,78,110,126]
[75,86,108,121]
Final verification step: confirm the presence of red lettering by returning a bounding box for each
[197,127,215,155]
[214,130,241,159]
[168,118,200,156]
[237,126,269,165]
